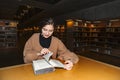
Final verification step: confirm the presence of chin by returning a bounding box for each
[44,36,50,38]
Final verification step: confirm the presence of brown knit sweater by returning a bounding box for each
[23,33,79,64]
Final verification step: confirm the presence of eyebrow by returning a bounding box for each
[43,28,54,31]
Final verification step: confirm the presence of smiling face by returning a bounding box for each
[41,24,54,38]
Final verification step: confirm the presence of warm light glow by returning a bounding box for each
[90,24,94,28]
[66,19,74,27]
[9,22,18,27]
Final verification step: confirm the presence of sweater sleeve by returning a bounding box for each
[57,39,79,64]
[23,34,42,63]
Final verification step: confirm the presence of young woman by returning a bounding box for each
[23,18,79,70]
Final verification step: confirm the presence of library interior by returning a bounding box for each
[0,0,120,80]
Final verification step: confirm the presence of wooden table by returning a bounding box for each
[0,56,120,80]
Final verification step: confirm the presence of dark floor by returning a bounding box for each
[0,33,120,68]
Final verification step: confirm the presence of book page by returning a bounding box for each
[33,59,53,71]
[43,52,53,61]
[49,59,64,68]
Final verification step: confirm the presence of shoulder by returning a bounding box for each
[28,33,40,41]
[32,33,40,36]
[30,33,40,38]
[52,36,63,43]
[52,36,60,41]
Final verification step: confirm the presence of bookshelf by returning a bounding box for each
[72,26,90,53]
[0,20,17,48]
[0,26,17,48]
[66,19,120,57]
[105,26,120,57]
[54,25,66,44]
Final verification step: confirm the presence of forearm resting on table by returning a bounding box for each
[58,52,79,64]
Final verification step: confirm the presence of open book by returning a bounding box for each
[32,52,65,75]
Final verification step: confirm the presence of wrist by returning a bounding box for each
[66,59,72,62]
[65,59,73,64]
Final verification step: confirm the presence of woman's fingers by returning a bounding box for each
[64,60,73,70]
[40,48,50,55]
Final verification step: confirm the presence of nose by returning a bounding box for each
[46,31,49,35]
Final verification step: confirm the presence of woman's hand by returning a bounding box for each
[37,48,51,56]
[64,60,73,70]
[40,48,51,56]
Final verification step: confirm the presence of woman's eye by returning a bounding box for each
[49,30,53,32]
[43,28,47,31]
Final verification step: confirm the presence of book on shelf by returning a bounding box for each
[32,52,65,75]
